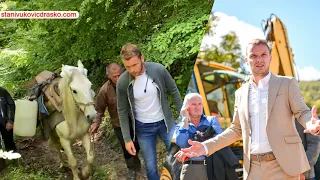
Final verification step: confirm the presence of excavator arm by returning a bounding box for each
[262,14,298,79]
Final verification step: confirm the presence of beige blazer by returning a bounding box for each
[203,73,312,179]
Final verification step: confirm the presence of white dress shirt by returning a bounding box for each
[249,72,272,154]
[202,72,273,155]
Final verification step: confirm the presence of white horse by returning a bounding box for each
[46,61,97,180]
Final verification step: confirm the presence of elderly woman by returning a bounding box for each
[173,93,223,180]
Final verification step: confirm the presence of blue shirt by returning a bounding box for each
[173,114,223,161]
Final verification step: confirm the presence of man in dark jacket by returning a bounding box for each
[315,154,320,180]
[295,119,320,180]
[0,86,16,170]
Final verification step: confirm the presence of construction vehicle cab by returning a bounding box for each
[188,60,246,130]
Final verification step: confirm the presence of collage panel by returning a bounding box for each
[1,0,319,180]
[0,0,216,180]
[166,1,320,180]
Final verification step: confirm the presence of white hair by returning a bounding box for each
[181,93,203,110]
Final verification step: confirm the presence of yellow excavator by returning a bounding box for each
[160,14,297,180]
[194,13,297,123]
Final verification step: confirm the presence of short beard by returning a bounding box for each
[252,65,270,77]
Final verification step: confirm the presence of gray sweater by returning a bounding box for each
[117,62,182,142]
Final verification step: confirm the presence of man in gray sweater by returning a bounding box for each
[117,43,182,180]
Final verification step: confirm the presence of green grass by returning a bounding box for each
[0,164,116,180]
[1,166,59,180]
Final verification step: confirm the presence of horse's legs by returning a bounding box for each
[48,132,67,169]
[49,139,65,168]
[59,137,81,180]
[81,133,94,179]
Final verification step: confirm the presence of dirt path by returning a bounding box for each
[6,131,148,180]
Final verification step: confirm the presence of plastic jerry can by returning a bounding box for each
[13,99,38,137]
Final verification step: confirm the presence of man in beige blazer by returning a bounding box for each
[174,39,320,180]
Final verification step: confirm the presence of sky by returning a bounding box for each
[201,0,320,81]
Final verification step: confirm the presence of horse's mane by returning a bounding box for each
[58,69,81,138]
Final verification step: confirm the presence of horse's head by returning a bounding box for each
[60,60,97,121]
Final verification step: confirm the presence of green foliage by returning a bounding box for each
[1,166,56,180]
[202,31,243,69]
[0,50,31,96]
[91,165,111,180]
[0,0,214,99]
[199,15,245,73]
[142,13,210,98]
[299,81,320,114]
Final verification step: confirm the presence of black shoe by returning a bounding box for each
[127,168,136,180]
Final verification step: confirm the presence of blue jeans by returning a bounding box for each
[135,120,175,180]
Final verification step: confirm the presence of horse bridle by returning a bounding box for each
[69,87,95,113]
[69,87,96,156]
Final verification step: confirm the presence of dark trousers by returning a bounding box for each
[0,125,16,151]
[113,126,140,168]
[0,124,16,170]
[315,158,320,180]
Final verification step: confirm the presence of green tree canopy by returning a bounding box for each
[197,15,245,73]
[299,80,320,114]
[0,0,214,97]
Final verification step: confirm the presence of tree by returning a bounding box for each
[198,14,245,73]
[299,81,320,114]
[0,0,214,97]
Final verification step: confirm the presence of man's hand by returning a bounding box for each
[125,141,136,156]
[299,173,305,180]
[304,106,320,135]
[89,122,100,134]
[180,106,189,119]
[180,106,190,130]
[6,122,13,130]
[174,139,206,162]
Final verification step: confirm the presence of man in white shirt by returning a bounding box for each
[117,44,182,180]
[174,39,320,180]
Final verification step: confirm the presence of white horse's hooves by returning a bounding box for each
[81,169,92,180]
